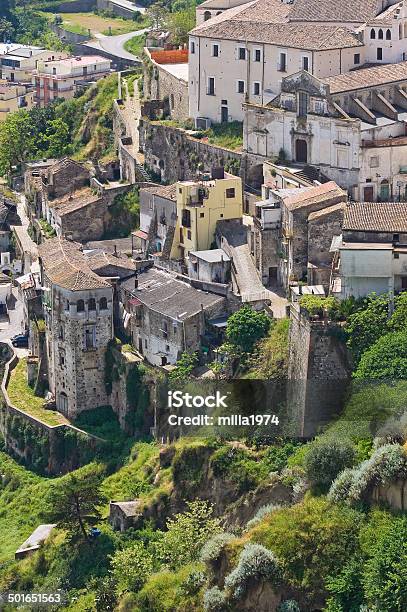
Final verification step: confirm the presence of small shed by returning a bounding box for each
[109,500,142,532]
[15,524,56,560]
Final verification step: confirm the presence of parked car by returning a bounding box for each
[11,333,28,348]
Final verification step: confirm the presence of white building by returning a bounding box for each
[244,63,407,199]
[338,201,407,297]
[0,45,68,83]
[33,56,111,106]
[189,0,407,124]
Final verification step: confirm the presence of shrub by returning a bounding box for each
[354,331,407,379]
[110,542,153,594]
[299,295,338,318]
[329,444,407,504]
[226,305,271,353]
[156,500,222,570]
[277,601,301,612]
[203,586,228,611]
[224,543,281,599]
[200,533,235,564]
[178,568,206,596]
[245,504,282,531]
[304,439,355,488]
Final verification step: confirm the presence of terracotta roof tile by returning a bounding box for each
[343,202,407,233]
[289,0,381,23]
[39,237,111,291]
[48,188,100,216]
[283,182,347,211]
[323,61,407,93]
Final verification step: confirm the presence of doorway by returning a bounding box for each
[363,186,374,202]
[221,105,228,123]
[295,139,308,163]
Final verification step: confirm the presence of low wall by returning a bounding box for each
[0,344,103,475]
[97,0,138,18]
[41,0,96,12]
[370,479,407,511]
[51,23,90,44]
[139,119,243,184]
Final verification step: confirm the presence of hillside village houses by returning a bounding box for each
[188,0,407,124]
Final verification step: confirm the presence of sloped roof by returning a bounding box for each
[191,0,362,49]
[141,183,178,202]
[343,202,407,233]
[86,250,137,273]
[289,0,381,23]
[39,237,111,291]
[283,182,347,211]
[323,61,407,93]
[48,188,100,216]
[122,268,223,319]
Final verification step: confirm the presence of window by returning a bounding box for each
[99,297,108,310]
[378,29,383,39]
[187,230,192,240]
[212,44,219,57]
[253,81,260,96]
[237,80,245,93]
[394,252,400,259]
[204,10,211,21]
[145,338,148,348]
[59,349,65,367]
[238,47,246,60]
[84,325,96,349]
[162,321,168,338]
[354,53,360,65]
[298,91,308,117]
[182,208,191,227]
[200,212,205,217]
[393,233,400,242]
[278,52,287,72]
[59,325,64,340]
[88,298,96,311]
[76,299,85,312]
[386,29,391,40]
[369,156,379,168]
[58,392,68,414]
[302,56,309,71]
[370,28,376,39]
[190,41,195,54]
[207,76,215,95]
[254,48,261,62]
[226,188,235,198]
[377,48,383,60]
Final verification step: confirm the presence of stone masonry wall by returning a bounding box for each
[287,305,351,437]
[143,58,189,122]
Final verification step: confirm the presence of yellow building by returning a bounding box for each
[0,81,34,121]
[170,171,243,261]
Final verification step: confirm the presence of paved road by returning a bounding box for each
[109,0,146,13]
[87,28,149,61]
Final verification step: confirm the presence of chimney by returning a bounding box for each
[113,244,118,257]
[134,272,138,289]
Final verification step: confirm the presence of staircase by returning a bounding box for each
[295,165,331,184]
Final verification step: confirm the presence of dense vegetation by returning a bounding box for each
[0,73,118,177]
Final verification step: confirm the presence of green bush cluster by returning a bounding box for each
[329,443,407,505]
[304,439,356,488]
[224,543,281,599]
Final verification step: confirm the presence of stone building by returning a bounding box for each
[109,500,141,532]
[137,183,178,257]
[142,48,189,122]
[244,62,407,197]
[338,201,407,297]
[188,248,230,283]
[120,267,226,366]
[307,203,345,287]
[38,237,114,419]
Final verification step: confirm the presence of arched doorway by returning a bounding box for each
[204,10,211,21]
[380,179,390,201]
[295,139,308,163]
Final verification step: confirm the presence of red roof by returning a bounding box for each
[134,230,148,240]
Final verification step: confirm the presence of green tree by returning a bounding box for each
[145,2,169,29]
[45,118,73,158]
[43,463,106,541]
[304,439,355,488]
[354,330,407,379]
[362,515,407,610]
[156,500,222,569]
[345,293,390,364]
[110,542,154,594]
[0,110,34,177]
[388,291,407,331]
[226,305,271,353]
[168,351,198,384]
[168,7,195,45]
